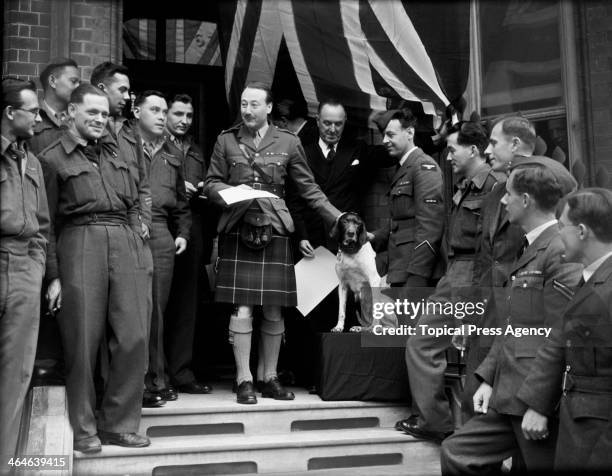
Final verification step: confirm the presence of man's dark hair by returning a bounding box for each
[388,107,417,130]
[317,98,345,114]
[133,90,166,108]
[274,98,308,121]
[510,165,564,213]
[492,115,536,153]
[168,93,193,109]
[243,81,273,104]
[39,58,78,90]
[566,188,612,243]
[90,61,129,88]
[1,77,37,112]
[69,83,108,105]
[447,121,489,156]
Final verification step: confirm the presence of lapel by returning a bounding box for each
[235,123,257,151]
[305,142,328,183]
[565,256,612,313]
[326,139,353,187]
[510,223,558,275]
[487,186,506,244]
[391,147,420,187]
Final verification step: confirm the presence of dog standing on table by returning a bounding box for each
[330,212,398,332]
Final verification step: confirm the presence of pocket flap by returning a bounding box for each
[462,199,483,211]
[567,393,612,420]
[108,157,128,170]
[0,169,7,182]
[162,152,181,167]
[393,184,413,197]
[393,228,414,245]
[59,164,90,179]
[511,275,544,289]
[243,211,271,226]
[25,166,40,187]
[514,334,544,357]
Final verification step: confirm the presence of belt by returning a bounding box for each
[249,182,284,198]
[449,250,476,259]
[66,212,128,226]
[0,237,37,254]
[563,373,612,394]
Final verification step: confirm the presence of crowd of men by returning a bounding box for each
[1,55,611,474]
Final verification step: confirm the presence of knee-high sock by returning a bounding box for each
[256,337,264,382]
[261,306,284,382]
[229,306,253,384]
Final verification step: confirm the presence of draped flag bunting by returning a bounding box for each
[217,0,470,123]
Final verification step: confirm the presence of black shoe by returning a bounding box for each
[159,386,178,401]
[400,420,453,444]
[395,414,418,431]
[261,377,295,400]
[143,390,165,408]
[74,435,101,454]
[31,359,65,386]
[236,381,257,404]
[177,381,212,394]
[99,430,150,447]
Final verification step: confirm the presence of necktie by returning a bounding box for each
[327,145,336,161]
[83,141,100,163]
[516,236,529,260]
[253,132,261,148]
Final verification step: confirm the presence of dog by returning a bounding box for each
[329,212,398,332]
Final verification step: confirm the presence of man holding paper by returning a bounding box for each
[204,82,341,405]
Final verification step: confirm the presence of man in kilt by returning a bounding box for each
[204,82,341,404]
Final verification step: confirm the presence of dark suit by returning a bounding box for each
[296,118,318,147]
[372,147,445,285]
[441,223,583,474]
[517,255,612,471]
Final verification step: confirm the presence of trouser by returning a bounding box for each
[56,224,147,440]
[0,243,44,462]
[405,258,475,433]
[165,213,208,386]
[146,221,175,391]
[440,408,557,474]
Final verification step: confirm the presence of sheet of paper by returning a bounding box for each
[295,246,338,317]
[218,186,278,205]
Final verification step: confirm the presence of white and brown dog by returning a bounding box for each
[330,212,398,332]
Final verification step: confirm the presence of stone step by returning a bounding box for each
[74,428,440,476]
[140,382,409,437]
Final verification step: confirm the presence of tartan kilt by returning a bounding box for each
[214,231,297,307]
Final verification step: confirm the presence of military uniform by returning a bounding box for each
[441,223,583,473]
[28,100,68,156]
[164,134,210,387]
[141,136,191,393]
[0,137,49,460]
[371,147,445,285]
[40,131,148,442]
[406,163,503,433]
[204,123,340,307]
[517,255,612,471]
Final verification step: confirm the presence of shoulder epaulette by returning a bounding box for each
[274,125,296,136]
[220,123,241,134]
[37,137,63,158]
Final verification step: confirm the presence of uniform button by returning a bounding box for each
[585,330,590,336]
[511,276,515,281]
[523,283,527,288]
[494,260,499,265]
[566,339,571,347]
[255,153,260,157]
[254,177,259,181]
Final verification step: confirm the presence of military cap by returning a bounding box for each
[510,155,578,195]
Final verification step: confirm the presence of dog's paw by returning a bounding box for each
[330,325,344,333]
[349,326,363,333]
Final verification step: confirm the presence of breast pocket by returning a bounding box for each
[390,182,414,217]
[58,164,96,205]
[107,157,134,199]
[24,166,41,220]
[459,198,483,240]
[262,154,288,183]
[511,275,545,324]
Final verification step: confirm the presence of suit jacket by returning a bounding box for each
[475,223,583,416]
[204,123,340,236]
[286,137,366,251]
[296,118,319,147]
[371,147,445,284]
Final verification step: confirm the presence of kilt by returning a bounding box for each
[215,231,297,307]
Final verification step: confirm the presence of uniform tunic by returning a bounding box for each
[0,137,49,459]
[204,123,340,306]
[40,131,149,440]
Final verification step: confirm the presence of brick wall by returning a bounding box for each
[583,2,612,188]
[2,0,120,86]
[2,0,51,82]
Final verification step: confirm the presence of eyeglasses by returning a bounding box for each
[15,107,41,117]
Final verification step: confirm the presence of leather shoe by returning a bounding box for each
[99,430,150,447]
[400,420,453,444]
[236,381,257,404]
[178,381,212,394]
[159,386,178,401]
[74,435,101,454]
[143,390,165,408]
[395,414,418,431]
[261,377,295,400]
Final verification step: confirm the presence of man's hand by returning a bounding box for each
[175,237,187,255]
[46,278,62,314]
[451,324,468,351]
[366,231,375,242]
[473,382,493,414]
[521,408,549,441]
[184,181,198,200]
[299,239,315,258]
[140,222,150,239]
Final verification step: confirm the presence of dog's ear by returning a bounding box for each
[329,212,346,240]
[358,222,368,247]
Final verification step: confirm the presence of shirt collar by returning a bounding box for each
[583,251,612,283]
[318,137,337,158]
[467,163,492,190]
[60,129,88,154]
[399,146,419,167]
[1,135,13,156]
[295,119,307,135]
[42,99,67,127]
[525,219,558,245]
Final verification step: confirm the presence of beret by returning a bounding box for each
[510,155,578,195]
